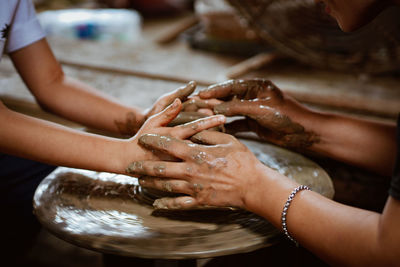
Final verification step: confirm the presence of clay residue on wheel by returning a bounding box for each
[33,137,333,258]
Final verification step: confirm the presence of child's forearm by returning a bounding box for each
[0,103,131,173]
[10,38,145,136]
[36,75,145,136]
[0,98,226,174]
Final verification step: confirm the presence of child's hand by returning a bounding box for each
[123,98,226,175]
[144,81,197,121]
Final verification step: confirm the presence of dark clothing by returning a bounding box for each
[0,153,55,231]
[389,116,400,200]
[0,153,56,219]
[0,153,56,264]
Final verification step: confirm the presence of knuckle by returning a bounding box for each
[172,181,184,192]
[126,161,145,174]
[168,128,180,138]
[196,194,209,206]
[162,181,174,192]
[184,166,194,178]
[153,177,163,186]
[153,163,167,177]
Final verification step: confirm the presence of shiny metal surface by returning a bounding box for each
[34,139,334,259]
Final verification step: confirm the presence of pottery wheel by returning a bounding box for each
[33,139,334,259]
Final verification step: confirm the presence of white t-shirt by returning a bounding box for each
[0,0,45,60]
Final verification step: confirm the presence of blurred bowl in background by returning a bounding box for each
[38,8,142,42]
[228,0,400,74]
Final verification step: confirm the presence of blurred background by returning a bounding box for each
[1,0,400,266]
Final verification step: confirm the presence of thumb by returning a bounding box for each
[146,98,182,127]
[174,81,197,101]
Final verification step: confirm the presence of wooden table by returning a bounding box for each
[2,14,399,121]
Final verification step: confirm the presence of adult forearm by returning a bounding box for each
[245,167,399,266]
[298,110,396,175]
[34,75,144,135]
[0,105,129,173]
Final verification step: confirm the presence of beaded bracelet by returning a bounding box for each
[281,185,311,246]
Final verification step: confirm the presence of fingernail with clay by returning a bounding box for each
[178,81,196,97]
[187,80,197,90]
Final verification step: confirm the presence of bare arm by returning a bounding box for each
[304,112,396,175]
[0,98,225,173]
[9,39,143,135]
[198,79,396,175]
[9,38,199,135]
[128,131,400,266]
[245,166,400,266]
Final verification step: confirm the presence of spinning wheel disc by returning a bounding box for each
[34,139,333,259]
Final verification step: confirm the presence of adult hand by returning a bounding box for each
[123,99,226,173]
[126,130,268,209]
[199,79,320,149]
[181,96,222,116]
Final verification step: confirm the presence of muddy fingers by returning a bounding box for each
[139,177,193,195]
[153,196,198,210]
[173,115,225,139]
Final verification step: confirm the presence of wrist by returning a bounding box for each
[242,162,277,211]
[100,138,131,174]
[116,137,145,175]
[287,101,334,153]
[99,136,143,175]
[242,162,298,227]
[137,110,146,127]
[287,100,327,133]
[117,136,157,176]
[298,109,337,156]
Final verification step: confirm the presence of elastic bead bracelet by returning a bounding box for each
[281,185,311,246]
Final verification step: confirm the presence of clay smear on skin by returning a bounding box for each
[153,197,182,209]
[138,134,173,152]
[126,161,144,174]
[192,150,208,164]
[168,112,206,127]
[177,81,196,99]
[211,79,320,149]
[154,163,166,176]
[252,112,319,148]
[114,112,140,135]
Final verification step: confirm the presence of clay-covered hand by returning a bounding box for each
[181,96,222,116]
[126,130,267,209]
[124,99,226,171]
[199,79,319,149]
[114,82,199,136]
